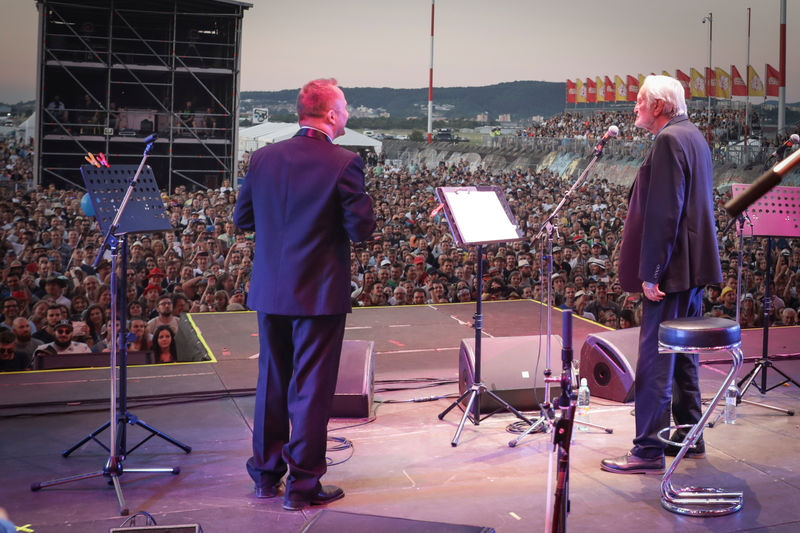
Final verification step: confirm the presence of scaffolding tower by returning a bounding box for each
[34,0,251,191]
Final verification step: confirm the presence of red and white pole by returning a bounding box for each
[427,0,435,143]
[778,0,786,136]
[706,12,712,143]
[745,8,751,149]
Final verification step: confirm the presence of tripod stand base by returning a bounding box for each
[739,357,800,396]
[63,411,193,457]
[31,463,180,516]
[439,382,531,447]
[708,358,799,427]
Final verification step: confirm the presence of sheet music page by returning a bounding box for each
[443,189,519,243]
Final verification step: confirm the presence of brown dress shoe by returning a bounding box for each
[601,452,665,474]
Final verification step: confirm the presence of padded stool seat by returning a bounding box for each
[657,316,744,517]
[659,317,741,350]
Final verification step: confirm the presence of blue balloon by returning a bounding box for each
[81,193,95,217]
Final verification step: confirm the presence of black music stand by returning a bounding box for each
[31,156,189,515]
[63,164,192,458]
[730,183,799,413]
[435,186,531,446]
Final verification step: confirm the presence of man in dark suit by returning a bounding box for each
[601,75,722,474]
[234,78,376,509]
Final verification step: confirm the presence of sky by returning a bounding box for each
[1,0,798,105]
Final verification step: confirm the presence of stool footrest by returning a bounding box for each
[662,486,743,516]
[657,424,701,448]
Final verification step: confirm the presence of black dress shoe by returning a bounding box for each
[601,452,665,475]
[664,432,706,459]
[255,482,282,499]
[283,485,344,511]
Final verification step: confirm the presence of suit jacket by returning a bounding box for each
[618,115,722,293]
[233,130,376,315]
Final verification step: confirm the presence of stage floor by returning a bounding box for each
[1,302,799,532]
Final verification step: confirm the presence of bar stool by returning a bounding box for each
[657,316,744,516]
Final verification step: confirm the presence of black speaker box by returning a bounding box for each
[580,327,640,403]
[458,335,562,412]
[299,510,494,533]
[332,340,375,418]
[34,350,154,370]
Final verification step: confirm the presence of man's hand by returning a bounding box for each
[642,281,665,302]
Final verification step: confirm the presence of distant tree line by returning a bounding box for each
[267,113,495,130]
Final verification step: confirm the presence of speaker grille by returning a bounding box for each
[593,361,611,387]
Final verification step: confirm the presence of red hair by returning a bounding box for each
[296,78,340,120]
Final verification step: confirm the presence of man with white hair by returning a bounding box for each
[601,75,722,474]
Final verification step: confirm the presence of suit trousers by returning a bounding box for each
[632,287,703,459]
[247,312,346,498]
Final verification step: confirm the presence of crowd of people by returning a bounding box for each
[514,108,770,147]
[1,130,799,372]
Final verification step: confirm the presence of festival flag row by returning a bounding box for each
[566,65,782,104]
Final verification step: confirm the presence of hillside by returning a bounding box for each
[241,80,567,120]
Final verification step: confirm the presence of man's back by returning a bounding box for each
[234,133,375,316]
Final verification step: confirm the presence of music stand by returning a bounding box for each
[31,157,189,515]
[730,183,799,413]
[435,186,532,446]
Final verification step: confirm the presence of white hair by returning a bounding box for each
[640,75,686,118]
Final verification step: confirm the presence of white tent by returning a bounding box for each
[20,112,36,142]
[238,121,382,156]
[0,113,34,142]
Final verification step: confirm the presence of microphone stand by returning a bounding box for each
[712,148,798,428]
[510,135,614,447]
[548,311,575,533]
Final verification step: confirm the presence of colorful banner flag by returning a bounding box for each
[640,74,648,88]
[765,64,781,97]
[596,76,605,102]
[705,67,716,98]
[716,67,731,98]
[690,68,706,98]
[747,66,764,97]
[662,70,672,77]
[731,65,747,96]
[626,75,639,102]
[614,75,626,102]
[604,76,615,101]
[566,79,576,104]
[676,70,691,98]
[577,78,587,103]
[586,78,597,103]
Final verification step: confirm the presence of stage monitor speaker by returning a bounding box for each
[332,340,375,418]
[299,510,495,533]
[458,335,562,413]
[109,525,199,533]
[580,327,640,403]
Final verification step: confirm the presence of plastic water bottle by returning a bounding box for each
[724,382,739,424]
[576,378,590,432]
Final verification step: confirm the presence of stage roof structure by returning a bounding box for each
[34,0,251,191]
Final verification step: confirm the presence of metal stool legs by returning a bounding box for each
[658,342,744,516]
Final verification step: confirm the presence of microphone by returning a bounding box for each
[725,145,800,218]
[143,133,158,144]
[593,125,619,156]
[770,134,800,159]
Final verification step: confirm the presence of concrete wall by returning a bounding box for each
[380,140,799,189]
